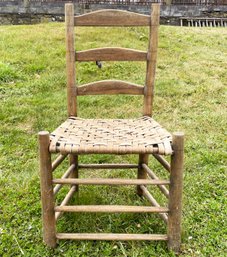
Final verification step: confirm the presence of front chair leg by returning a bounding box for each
[38,131,56,248]
[168,132,184,253]
[69,154,79,192]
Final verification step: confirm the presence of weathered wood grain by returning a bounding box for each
[77,80,144,95]
[66,3,77,116]
[75,9,150,27]
[168,132,184,253]
[39,131,56,248]
[55,205,169,213]
[56,233,168,241]
[76,47,147,61]
[143,4,160,116]
[52,178,170,185]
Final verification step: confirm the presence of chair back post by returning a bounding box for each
[143,4,160,117]
[65,3,77,117]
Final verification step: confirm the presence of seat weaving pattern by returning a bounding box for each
[49,116,172,155]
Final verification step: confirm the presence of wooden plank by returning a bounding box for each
[55,186,77,221]
[140,185,168,223]
[77,80,144,96]
[78,164,138,169]
[55,205,169,213]
[38,131,56,248]
[168,132,184,253]
[52,178,170,186]
[74,9,150,27]
[56,233,168,241]
[76,47,147,61]
[66,3,77,117]
[53,164,76,195]
[143,4,160,116]
[52,154,67,172]
[142,164,169,198]
[153,154,171,172]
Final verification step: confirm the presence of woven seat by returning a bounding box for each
[49,116,172,155]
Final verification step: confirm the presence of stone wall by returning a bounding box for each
[0,1,227,25]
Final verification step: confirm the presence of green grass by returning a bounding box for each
[0,23,226,256]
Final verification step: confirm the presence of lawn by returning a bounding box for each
[0,23,226,256]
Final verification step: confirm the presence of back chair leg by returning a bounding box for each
[39,131,56,248]
[69,154,79,192]
[168,132,184,253]
[137,154,149,196]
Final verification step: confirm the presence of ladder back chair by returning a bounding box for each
[38,3,184,253]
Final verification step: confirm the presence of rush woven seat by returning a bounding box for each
[38,3,184,254]
[49,116,172,155]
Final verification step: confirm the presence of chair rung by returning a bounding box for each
[52,178,170,185]
[78,163,138,169]
[56,233,168,241]
[55,205,169,213]
[52,154,67,172]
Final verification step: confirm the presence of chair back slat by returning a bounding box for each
[77,80,144,96]
[76,47,147,62]
[74,9,150,27]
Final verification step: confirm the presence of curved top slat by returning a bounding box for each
[74,9,150,27]
[77,80,144,95]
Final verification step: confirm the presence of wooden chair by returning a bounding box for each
[38,3,184,253]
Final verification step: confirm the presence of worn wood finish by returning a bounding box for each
[77,80,144,96]
[52,178,170,185]
[143,4,160,116]
[140,185,168,223]
[78,163,138,169]
[52,154,67,172]
[53,164,76,195]
[142,164,169,198]
[153,154,171,172]
[137,154,148,196]
[38,4,183,248]
[76,47,147,61]
[168,132,184,253]
[66,4,77,117]
[55,205,169,213]
[55,186,77,221]
[69,154,79,192]
[39,131,56,248]
[57,233,168,241]
[74,9,150,27]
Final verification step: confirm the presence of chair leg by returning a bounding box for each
[69,154,79,192]
[137,154,149,196]
[168,132,184,253]
[38,131,56,248]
